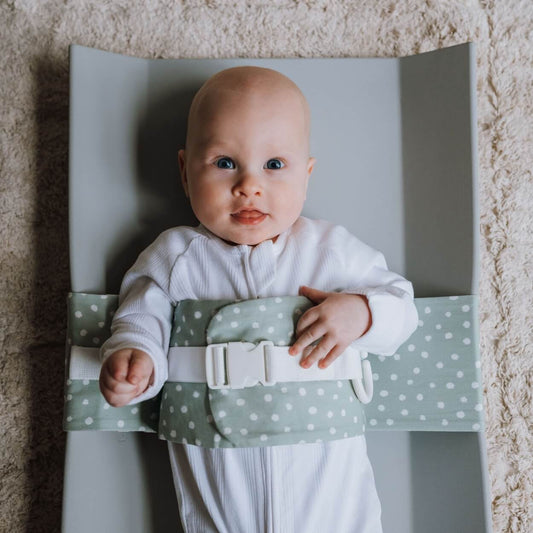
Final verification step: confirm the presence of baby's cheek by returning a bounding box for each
[280,188,305,215]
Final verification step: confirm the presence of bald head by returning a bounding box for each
[177,66,316,245]
[185,66,311,151]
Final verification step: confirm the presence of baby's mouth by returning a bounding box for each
[231,209,267,225]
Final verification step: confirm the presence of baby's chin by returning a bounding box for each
[201,218,288,247]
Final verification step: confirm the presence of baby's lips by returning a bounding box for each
[232,209,265,218]
[231,209,267,225]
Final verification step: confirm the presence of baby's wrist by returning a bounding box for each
[350,294,372,337]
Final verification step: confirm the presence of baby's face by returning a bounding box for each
[179,72,315,246]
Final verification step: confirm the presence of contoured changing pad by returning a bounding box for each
[64,44,492,533]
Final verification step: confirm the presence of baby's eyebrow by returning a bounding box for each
[192,139,231,154]
[193,137,300,159]
[194,136,229,150]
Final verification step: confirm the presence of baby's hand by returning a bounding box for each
[99,349,154,407]
[289,286,372,369]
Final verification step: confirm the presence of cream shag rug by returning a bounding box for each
[1,1,532,531]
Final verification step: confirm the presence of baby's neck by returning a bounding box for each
[222,234,279,247]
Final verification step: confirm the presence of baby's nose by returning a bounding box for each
[233,172,262,196]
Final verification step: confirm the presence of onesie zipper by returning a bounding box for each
[239,245,258,299]
[264,445,275,533]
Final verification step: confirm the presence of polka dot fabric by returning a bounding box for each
[64,379,160,432]
[64,293,160,432]
[159,379,365,448]
[364,295,483,431]
[64,293,484,440]
[160,297,367,447]
[67,292,117,348]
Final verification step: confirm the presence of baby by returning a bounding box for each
[100,66,418,533]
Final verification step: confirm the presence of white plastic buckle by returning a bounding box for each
[349,351,374,404]
[205,341,276,389]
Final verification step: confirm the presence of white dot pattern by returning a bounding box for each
[364,295,482,431]
[64,293,484,441]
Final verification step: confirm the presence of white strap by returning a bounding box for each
[68,343,374,403]
[169,342,369,389]
[69,345,102,380]
[68,345,365,382]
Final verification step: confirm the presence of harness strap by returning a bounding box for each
[70,342,374,403]
[65,293,484,437]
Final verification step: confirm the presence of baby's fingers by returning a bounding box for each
[105,349,134,381]
[102,391,138,408]
[289,322,326,356]
[127,350,153,386]
[100,366,138,395]
[99,370,139,407]
[316,344,346,369]
[294,307,320,337]
[299,336,336,368]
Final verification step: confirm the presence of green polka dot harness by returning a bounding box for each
[64,294,484,448]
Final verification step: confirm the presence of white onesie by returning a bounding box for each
[101,216,418,533]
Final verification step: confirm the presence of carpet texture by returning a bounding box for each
[1,1,532,531]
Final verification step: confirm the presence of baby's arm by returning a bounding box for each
[289,224,418,367]
[99,349,154,407]
[289,286,371,369]
[99,229,189,406]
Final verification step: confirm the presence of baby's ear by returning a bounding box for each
[307,156,316,177]
[178,149,189,197]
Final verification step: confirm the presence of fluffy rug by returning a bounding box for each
[1,1,532,531]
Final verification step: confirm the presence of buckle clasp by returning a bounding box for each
[205,341,276,389]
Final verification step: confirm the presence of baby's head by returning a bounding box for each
[178,66,315,246]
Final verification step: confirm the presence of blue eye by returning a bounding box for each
[216,157,235,169]
[265,159,284,170]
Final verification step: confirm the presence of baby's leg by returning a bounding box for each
[275,435,383,533]
[168,436,382,533]
[168,443,272,533]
